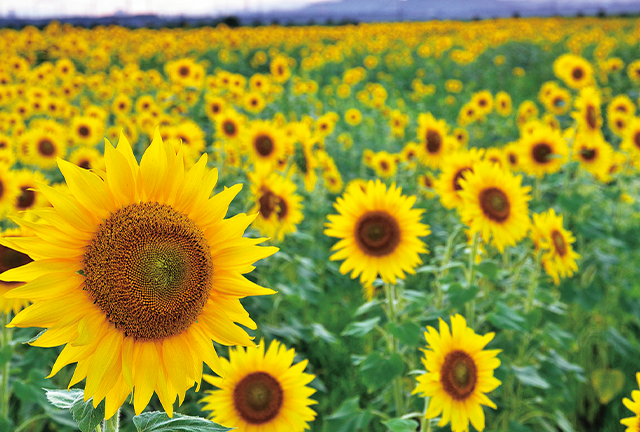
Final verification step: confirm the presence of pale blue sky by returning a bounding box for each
[0,0,628,18]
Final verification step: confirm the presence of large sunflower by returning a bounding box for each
[531,209,580,285]
[200,339,317,432]
[0,131,278,419]
[458,161,531,253]
[413,314,501,432]
[325,179,430,286]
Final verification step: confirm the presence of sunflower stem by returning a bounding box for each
[420,397,432,432]
[465,232,480,326]
[103,409,120,432]
[0,313,10,419]
[525,251,542,314]
[383,283,404,416]
[435,225,462,309]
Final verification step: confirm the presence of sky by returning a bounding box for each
[0,0,333,18]
[0,0,629,18]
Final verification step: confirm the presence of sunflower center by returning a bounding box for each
[78,125,90,137]
[551,230,567,256]
[453,167,472,191]
[586,105,598,130]
[634,132,640,149]
[16,187,35,210]
[254,134,274,157]
[223,120,237,136]
[425,129,442,154]
[212,103,220,113]
[508,153,517,165]
[233,372,284,425]
[532,142,552,164]
[380,161,389,171]
[83,202,212,341]
[0,243,33,274]
[572,66,584,80]
[178,66,190,77]
[580,148,596,161]
[38,139,55,156]
[441,350,477,400]
[78,159,91,169]
[355,210,401,257]
[479,187,510,222]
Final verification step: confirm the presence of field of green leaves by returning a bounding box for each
[1,16,640,432]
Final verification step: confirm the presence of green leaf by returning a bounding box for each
[354,300,383,317]
[554,409,575,432]
[341,317,381,337]
[325,397,374,432]
[71,396,106,432]
[360,352,405,391]
[591,368,625,404]
[474,260,499,280]
[386,321,423,347]
[382,418,418,432]
[311,323,337,344]
[45,389,84,410]
[448,283,479,308]
[487,302,526,331]
[133,412,232,432]
[512,365,550,389]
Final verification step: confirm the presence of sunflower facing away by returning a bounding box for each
[325,179,430,286]
[201,339,317,432]
[458,161,531,253]
[0,131,278,419]
[413,314,501,432]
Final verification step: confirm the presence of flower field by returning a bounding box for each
[1,15,640,432]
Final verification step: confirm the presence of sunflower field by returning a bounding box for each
[1,14,640,432]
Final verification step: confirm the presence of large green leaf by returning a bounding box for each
[382,418,418,432]
[133,412,232,432]
[341,317,381,337]
[591,368,625,404]
[512,365,550,389]
[44,389,105,432]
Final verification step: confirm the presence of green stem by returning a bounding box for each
[525,252,542,314]
[435,225,462,309]
[420,397,431,432]
[465,232,480,326]
[14,414,49,432]
[103,408,120,432]
[383,283,404,416]
[1,313,10,419]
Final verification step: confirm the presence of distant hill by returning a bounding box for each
[238,0,640,24]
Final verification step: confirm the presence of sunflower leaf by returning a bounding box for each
[71,395,106,432]
[132,412,232,432]
[341,317,381,337]
[383,418,418,432]
[45,389,83,410]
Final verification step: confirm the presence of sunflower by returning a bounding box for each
[67,147,105,171]
[325,179,430,286]
[484,148,506,169]
[494,91,512,117]
[244,120,290,169]
[204,95,226,121]
[372,151,398,179]
[249,169,304,243]
[621,372,640,432]
[553,54,594,89]
[458,161,531,253]
[572,86,602,137]
[0,229,32,315]
[413,314,501,432]
[243,92,266,114]
[621,116,640,160]
[0,164,19,216]
[12,170,48,215]
[470,90,493,117]
[0,131,278,419]
[434,148,485,210]
[24,128,67,170]
[517,124,568,177]
[531,209,580,285]
[572,132,613,180]
[201,339,316,432]
[344,108,362,126]
[270,56,291,83]
[70,116,104,147]
[417,113,452,169]
[215,109,245,142]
